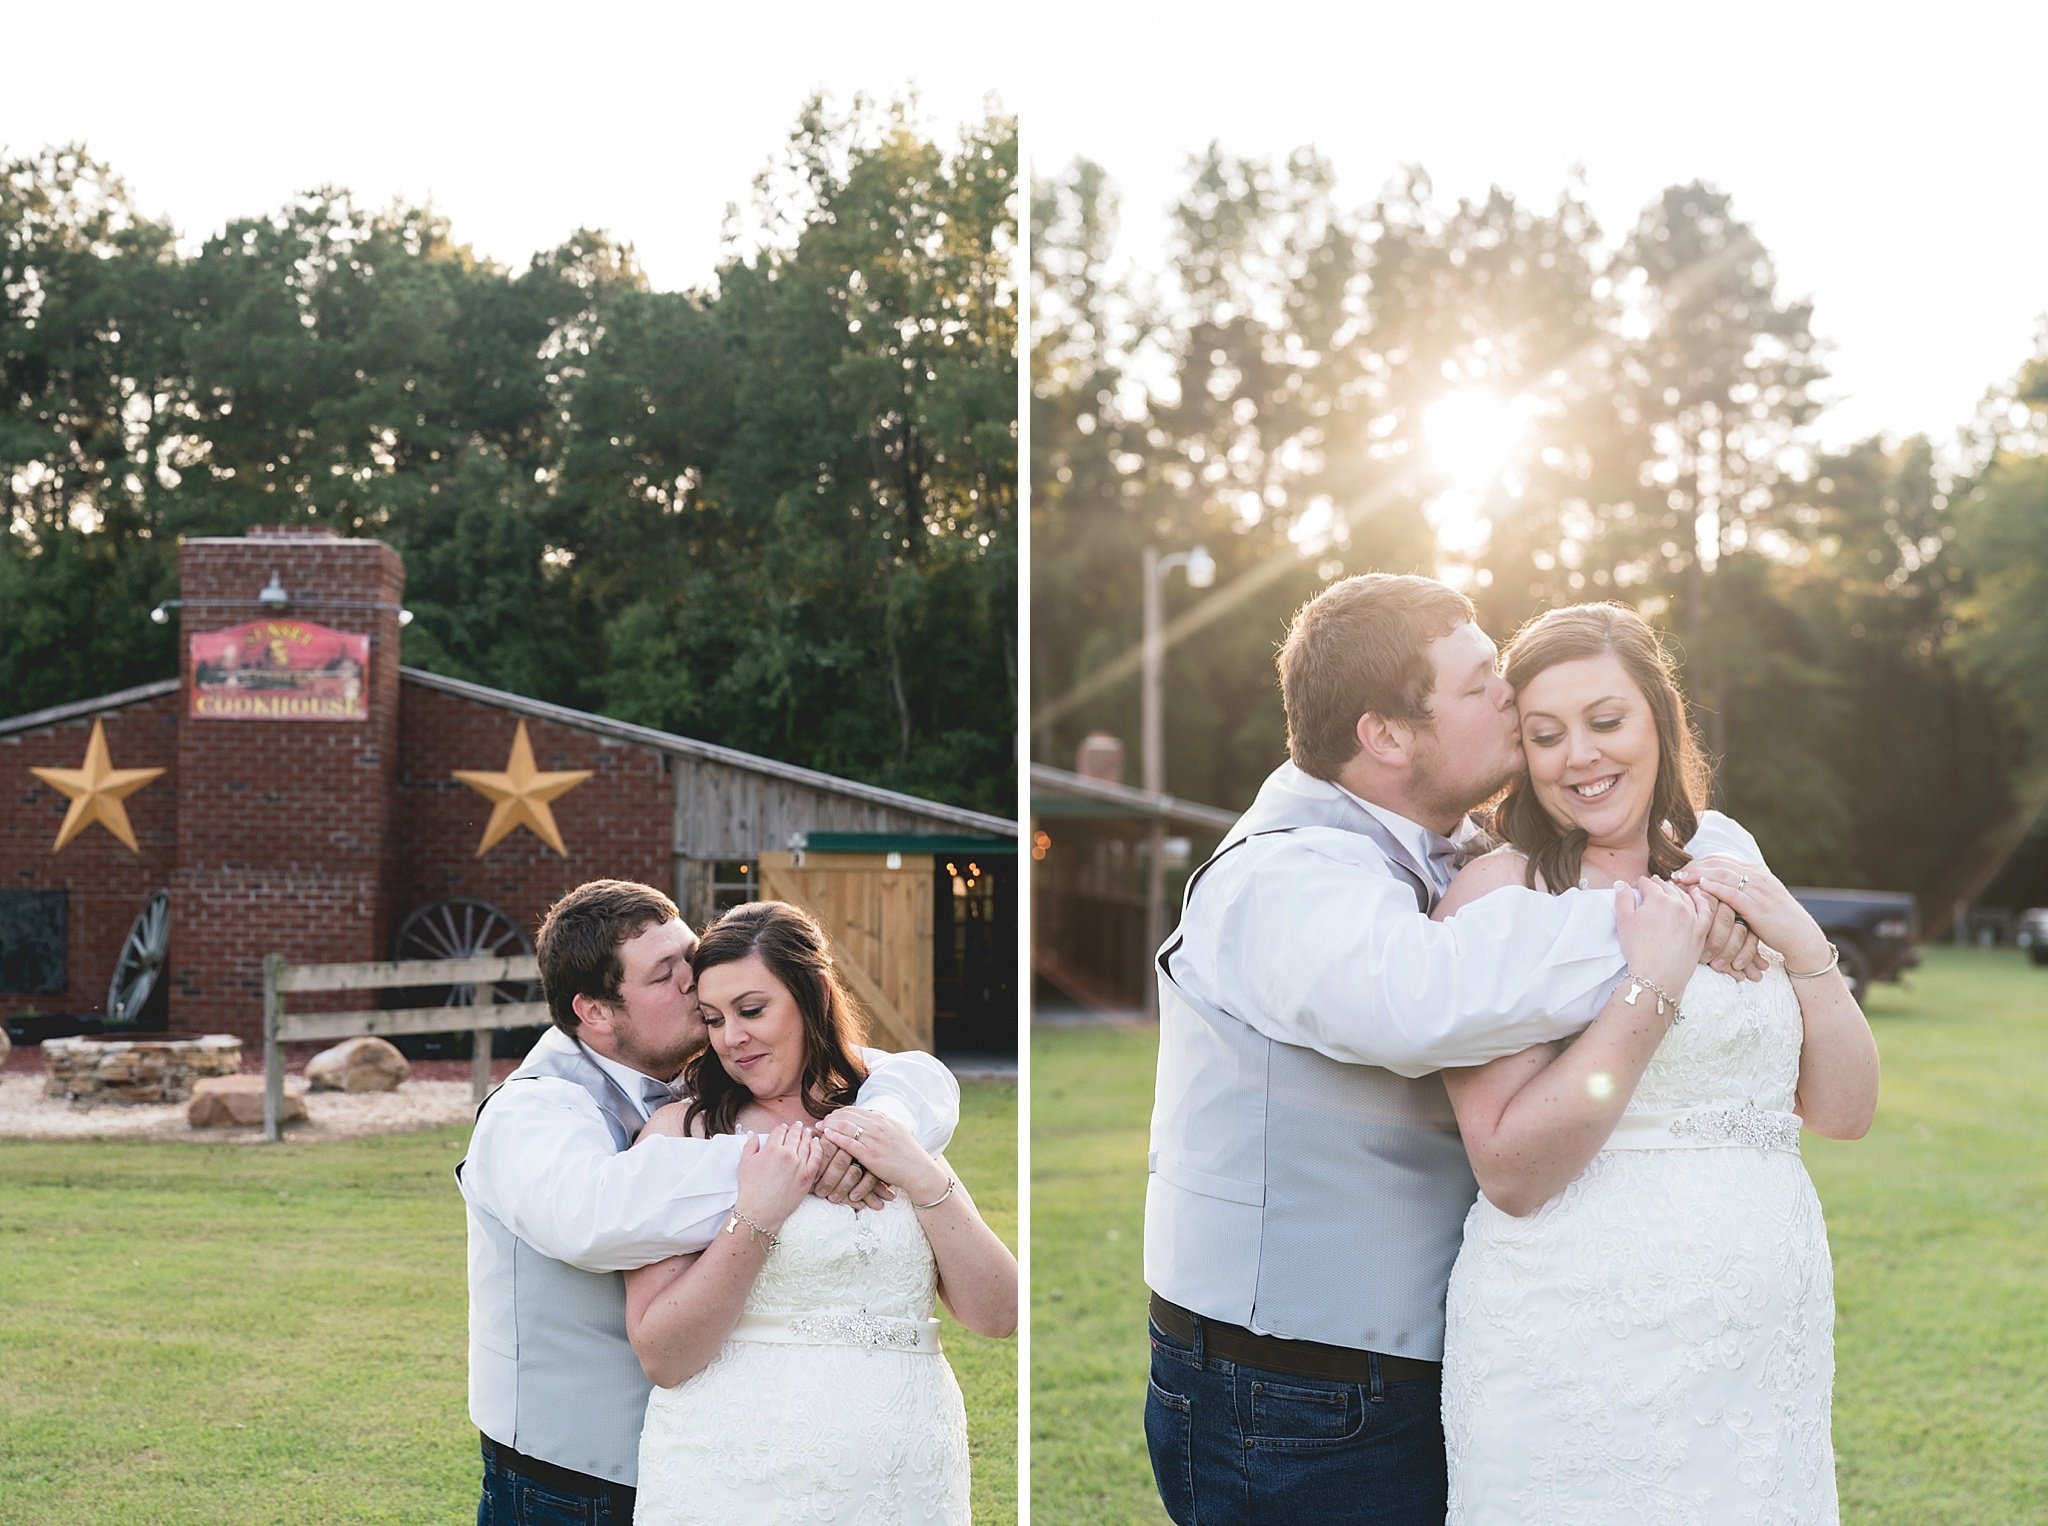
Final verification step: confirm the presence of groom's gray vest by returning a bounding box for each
[1145,763,1478,1362]
[460,1034,653,1486]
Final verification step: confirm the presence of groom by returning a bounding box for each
[460,878,959,1524]
[1143,574,1761,1524]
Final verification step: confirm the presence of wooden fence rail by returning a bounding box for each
[261,953,547,1142]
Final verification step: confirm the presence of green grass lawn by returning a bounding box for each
[1030,947,2048,1525]
[0,1077,1017,1525]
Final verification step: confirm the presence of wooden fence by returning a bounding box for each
[261,953,548,1142]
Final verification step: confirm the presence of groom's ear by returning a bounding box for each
[1354,710,1413,768]
[571,991,616,1037]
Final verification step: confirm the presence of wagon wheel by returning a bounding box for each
[389,898,543,1058]
[391,898,541,1007]
[106,890,170,1028]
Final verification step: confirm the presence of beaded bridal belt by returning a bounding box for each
[731,1311,943,1353]
[1605,1103,1803,1155]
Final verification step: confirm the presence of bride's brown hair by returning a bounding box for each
[682,900,868,1137]
[1490,603,1712,895]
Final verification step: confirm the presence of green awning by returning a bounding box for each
[802,832,1016,855]
[1029,794,1148,819]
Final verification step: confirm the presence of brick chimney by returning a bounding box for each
[169,530,405,1037]
[1075,732,1126,786]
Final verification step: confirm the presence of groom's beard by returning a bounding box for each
[615,1030,708,1084]
[1417,755,1525,830]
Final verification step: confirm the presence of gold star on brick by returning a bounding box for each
[451,721,593,857]
[30,718,167,854]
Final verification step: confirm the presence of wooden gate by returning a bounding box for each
[754,852,933,1053]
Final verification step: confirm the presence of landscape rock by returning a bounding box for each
[44,1034,240,1104]
[304,1035,410,1093]
[187,1074,308,1129]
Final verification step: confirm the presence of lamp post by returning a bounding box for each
[1140,544,1215,1015]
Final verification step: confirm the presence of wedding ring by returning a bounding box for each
[851,1125,865,1140]
[1737,874,1750,890]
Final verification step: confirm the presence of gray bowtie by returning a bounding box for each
[1422,834,1461,900]
[640,1075,685,1113]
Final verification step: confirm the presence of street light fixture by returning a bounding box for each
[1140,543,1215,1015]
[1142,545,1214,796]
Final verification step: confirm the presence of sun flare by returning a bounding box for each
[1420,388,1534,555]
[1422,389,1522,494]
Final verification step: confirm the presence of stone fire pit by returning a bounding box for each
[43,1035,243,1104]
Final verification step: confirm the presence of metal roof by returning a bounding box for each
[1029,762,1239,833]
[400,668,1014,836]
[0,670,1013,838]
[0,679,182,739]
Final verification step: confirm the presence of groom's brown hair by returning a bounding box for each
[535,879,681,1033]
[1279,573,1474,780]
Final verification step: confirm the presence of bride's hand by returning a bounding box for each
[735,1121,825,1234]
[813,1123,898,1211]
[1675,860,1832,972]
[817,1109,950,1205]
[1677,854,1767,980]
[1615,875,1715,997]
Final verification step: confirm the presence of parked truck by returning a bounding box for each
[1788,889,1920,1003]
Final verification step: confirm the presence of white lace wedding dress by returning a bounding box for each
[634,1192,972,1525]
[1442,960,1838,1524]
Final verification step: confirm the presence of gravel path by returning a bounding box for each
[0,1046,511,1144]
[0,1072,485,1143]
[0,1043,1013,1145]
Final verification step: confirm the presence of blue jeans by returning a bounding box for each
[477,1437,635,1526]
[1145,1312,1448,1525]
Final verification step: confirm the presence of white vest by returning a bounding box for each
[1146,764,1477,1361]
[460,1039,654,1485]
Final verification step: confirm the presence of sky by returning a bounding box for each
[0,3,1016,295]
[7,4,2041,454]
[1028,1,2048,452]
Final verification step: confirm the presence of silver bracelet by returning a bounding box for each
[725,1210,779,1252]
[913,1176,957,1211]
[1786,942,1841,980]
[1621,971,1686,1023]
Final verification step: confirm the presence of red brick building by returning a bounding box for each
[1,529,1016,1056]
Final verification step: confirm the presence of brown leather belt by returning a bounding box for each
[1148,1293,1441,1385]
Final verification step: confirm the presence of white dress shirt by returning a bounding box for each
[584,1045,680,1122]
[1166,792,1764,1079]
[461,1029,960,1274]
[1342,785,1480,903]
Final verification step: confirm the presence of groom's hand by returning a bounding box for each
[811,1138,894,1210]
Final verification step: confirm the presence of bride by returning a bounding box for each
[622,900,1017,1525]
[1434,603,1879,1524]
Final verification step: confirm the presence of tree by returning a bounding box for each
[1608,183,1826,762]
[2,103,1018,817]
[0,146,184,712]
[1027,142,2040,920]
[567,97,1019,812]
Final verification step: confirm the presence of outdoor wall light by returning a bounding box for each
[147,588,414,625]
